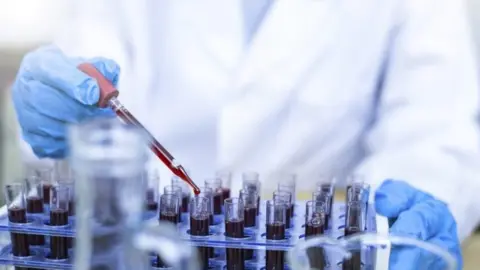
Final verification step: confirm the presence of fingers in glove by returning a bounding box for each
[23,132,67,158]
[375,179,433,218]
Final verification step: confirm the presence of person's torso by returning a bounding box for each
[115,0,401,191]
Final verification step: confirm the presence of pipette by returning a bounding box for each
[77,63,201,195]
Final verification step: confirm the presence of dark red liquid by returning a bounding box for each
[342,251,361,270]
[222,188,230,202]
[307,247,325,270]
[266,222,285,270]
[145,189,158,211]
[190,215,210,269]
[290,204,295,217]
[225,219,245,269]
[146,200,157,211]
[212,193,223,215]
[256,196,260,216]
[285,207,292,228]
[68,200,75,216]
[209,214,214,225]
[305,222,325,237]
[42,184,52,204]
[8,207,29,257]
[49,209,69,259]
[114,108,201,195]
[345,227,361,236]
[244,207,257,228]
[325,213,330,229]
[159,212,178,224]
[25,197,45,246]
[26,196,43,213]
[181,194,190,213]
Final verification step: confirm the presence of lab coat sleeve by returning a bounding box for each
[355,0,480,242]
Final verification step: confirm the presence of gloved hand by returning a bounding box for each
[375,180,462,270]
[12,45,120,158]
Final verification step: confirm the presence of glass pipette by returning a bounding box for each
[78,63,201,195]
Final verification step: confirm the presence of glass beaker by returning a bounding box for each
[69,117,199,270]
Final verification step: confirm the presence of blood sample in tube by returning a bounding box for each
[36,168,54,205]
[265,200,286,270]
[190,197,211,269]
[342,201,364,270]
[240,189,258,260]
[276,172,296,217]
[24,176,45,246]
[304,201,326,269]
[224,198,245,269]
[198,187,215,226]
[273,190,292,228]
[242,172,261,216]
[313,191,332,229]
[5,183,30,259]
[205,178,223,215]
[172,176,191,213]
[154,193,179,268]
[49,185,70,260]
[216,170,232,202]
[144,169,160,211]
[164,185,183,223]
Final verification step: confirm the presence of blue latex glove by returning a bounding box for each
[375,180,462,270]
[12,45,120,158]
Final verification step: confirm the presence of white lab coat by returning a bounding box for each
[19,0,480,242]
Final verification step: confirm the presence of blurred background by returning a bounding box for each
[0,0,479,268]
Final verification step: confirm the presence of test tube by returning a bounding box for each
[276,172,296,217]
[5,183,29,257]
[198,186,214,225]
[145,169,160,211]
[159,194,179,224]
[273,190,293,228]
[313,190,332,229]
[342,201,365,270]
[240,189,258,260]
[196,187,216,259]
[242,172,261,216]
[204,178,223,215]
[190,196,211,269]
[172,175,191,213]
[316,176,335,215]
[305,201,326,237]
[265,200,287,270]
[224,198,245,269]
[164,185,183,223]
[24,176,45,246]
[37,167,54,204]
[345,201,366,236]
[216,170,232,201]
[49,185,70,260]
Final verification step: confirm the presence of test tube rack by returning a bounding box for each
[0,199,388,269]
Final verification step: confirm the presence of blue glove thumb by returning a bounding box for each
[375,180,462,270]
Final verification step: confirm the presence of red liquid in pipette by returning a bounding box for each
[113,106,201,195]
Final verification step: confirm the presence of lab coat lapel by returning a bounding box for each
[219,0,340,171]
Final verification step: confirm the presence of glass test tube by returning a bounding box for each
[276,172,296,217]
[224,198,245,269]
[154,193,179,268]
[239,189,258,228]
[313,190,332,229]
[273,190,293,228]
[190,197,211,269]
[216,170,232,201]
[240,189,258,260]
[144,169,160,211]
[204,178,223,215]
[198,186,214,225]
[342,201,365,270]
[265,200,287,270]
[316,176,335,215]
[5,183,30,257]
[25,176,45,246]
[164,185,183,223]
[49,185,70,260]
[197,187,216,259]
[37,167,54,204]
[305,201,326,237]
[159,194,179,224]
[172,176,191,213]
[242,172,261,216]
